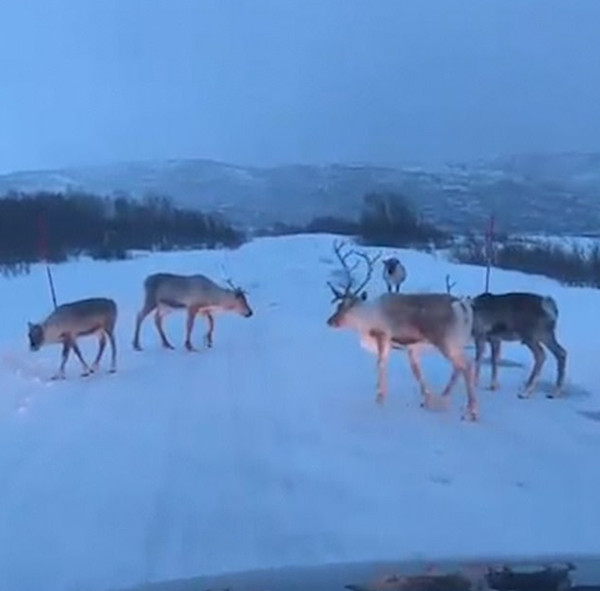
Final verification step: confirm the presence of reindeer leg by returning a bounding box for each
[184,306,198,351]
[542,331,567,398]
[518,339,546,398]
[133,304,155,351]
[204,312,215,348]
[473,336,486,388]
[373,331,390,404]
[440,366,461,399]
[438,341,478,420]
[154,308,174,349]
[52,340,71,380]
[70,339,92,377]
[91,332,107,372]
[461,358,478,422]
[407,345,434,409]
[449,349,478,420]
[489,338,501,391]
[107,329,117,373]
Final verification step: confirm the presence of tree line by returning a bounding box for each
[2,189,599,289]
[261,191,449,250]
[0,191,245,274]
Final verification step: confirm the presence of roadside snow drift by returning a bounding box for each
[0,234,599,591]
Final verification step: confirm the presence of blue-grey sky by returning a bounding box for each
[1,0,599,173]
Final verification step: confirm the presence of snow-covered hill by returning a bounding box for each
[0,234,599,591]
[1,153,600,235]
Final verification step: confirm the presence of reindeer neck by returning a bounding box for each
[346,299,383,332]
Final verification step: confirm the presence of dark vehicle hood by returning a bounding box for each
[118,554,600,591]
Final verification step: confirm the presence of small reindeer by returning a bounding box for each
[132,272,253,351]
[382,257,407,293]
[27,297,118,380]
[471,292,567,397]
[326,241,478,420]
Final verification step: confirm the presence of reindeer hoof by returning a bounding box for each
[108,368,117,374]
[50,373,66,381]
[421,392,436,409]
[133,344,142,352]
[185,343,197,352]
[461,406,479,421]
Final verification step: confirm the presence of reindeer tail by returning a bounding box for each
[542,295,559,323]
[452,296,474,345]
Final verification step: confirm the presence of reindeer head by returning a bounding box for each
[224,279,253,317]
[326,240,380,329]
[382,257,399,275]
[27,321,45,351]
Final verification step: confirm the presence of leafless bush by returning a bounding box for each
[451,235,600,288]
[356,191,449,249]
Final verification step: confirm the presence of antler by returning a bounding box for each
[351,248,381,295]
[327,239,381,301]
[445,273,457,294]
[220,262,245,294]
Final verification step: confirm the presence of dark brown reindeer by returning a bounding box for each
[28,297,118,380]
[132,272,253,351]
[471,292,567,398]
[325,240,478,420]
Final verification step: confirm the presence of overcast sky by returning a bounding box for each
[1,0,599,173]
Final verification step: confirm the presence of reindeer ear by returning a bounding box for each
[27,321,34,331]
[327,282,342,300]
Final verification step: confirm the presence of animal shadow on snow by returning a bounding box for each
[578,409,600,423]
[535,379,593,400]
[480,356,524,369]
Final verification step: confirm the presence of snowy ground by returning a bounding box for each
[0,234,599,591]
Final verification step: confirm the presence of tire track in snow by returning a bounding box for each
[140,349,215,582]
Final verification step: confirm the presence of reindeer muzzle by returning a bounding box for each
[326,314,340,328]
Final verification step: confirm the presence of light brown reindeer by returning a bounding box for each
[325,240,478,420]
[132,272,253,351]
[28,297,118,379]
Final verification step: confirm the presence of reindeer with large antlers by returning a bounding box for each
[325,240,478,420]
[132,272,253,351]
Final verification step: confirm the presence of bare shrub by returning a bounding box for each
[451,235,600,288]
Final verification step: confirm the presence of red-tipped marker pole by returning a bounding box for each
[484,213,495,292]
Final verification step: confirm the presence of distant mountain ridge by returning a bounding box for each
[1,153,599,235]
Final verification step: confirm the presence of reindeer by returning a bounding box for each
[27,297,118,380]
[132,272,253,351]
[471,292,567,398]
[326,241,478,421]
[382,256,407,293]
